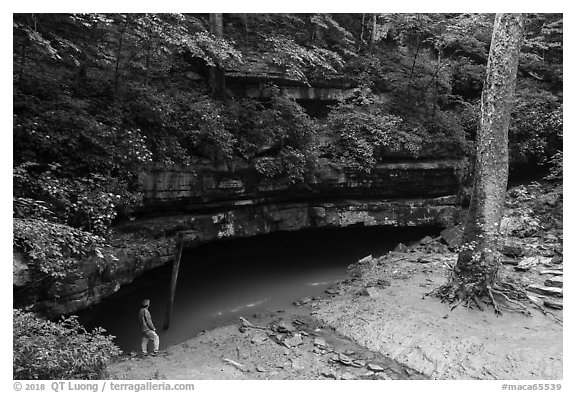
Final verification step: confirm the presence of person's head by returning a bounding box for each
[142,299,150,308]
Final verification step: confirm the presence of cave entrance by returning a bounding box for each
[80,225,439,352]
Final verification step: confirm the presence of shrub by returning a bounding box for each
[13,310,121,380]
[325,88,423,172]
[13,218,108,280]
[509,90,562,167]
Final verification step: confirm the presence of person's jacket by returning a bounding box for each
[139,307,156,332]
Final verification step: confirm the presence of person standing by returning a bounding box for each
[139,299,159,356]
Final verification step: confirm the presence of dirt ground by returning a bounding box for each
[108,248,562,380]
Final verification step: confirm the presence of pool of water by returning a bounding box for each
[80,225,437,352]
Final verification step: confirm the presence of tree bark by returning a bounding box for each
[454,14,524,294]
[114,16,129,99]
[18,40,28,88]
[209,13,226,99]
[369,14,378,51]
[144,41,151,86]
[359,13,366,51]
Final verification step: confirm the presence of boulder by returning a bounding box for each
[500,239,524,258]
[440,225,463,250]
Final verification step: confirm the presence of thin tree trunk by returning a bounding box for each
[144,42,151,86]
[369,14,377,50]
[242,13,249,33]
[164,233,184,330]
[409,40,421,80]
[114,16,129,99]
[18,40,28,88]
[209,13,226,99]
[359,13,366,49]
[454,13,524,292]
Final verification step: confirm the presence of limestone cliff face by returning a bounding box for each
[14,157,466,317]
[139,158,465,214]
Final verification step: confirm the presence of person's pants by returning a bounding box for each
[141,330,159,354]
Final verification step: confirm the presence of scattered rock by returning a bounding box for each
[416,256,432,264]
[313,337,327,348]
[394,243,408,252]
[500,240,524,258]
[367,363,385,372]
[544,276,563,288]
[540,248,556,257]
[527,284,563,298]
[358,255,374,265]
[514,256,542,272]
[294,296,312,306]
[250,332,268,345]
[502,257,519,266]
[275,320,296,333]
[360,286,380,298]
[321,370,338,379]
[543,299,563,310]
[550,256,563,264]
[527,295,543,307]
[353,360,366,368]
[282,334,303,348]
[420,236,434,245]
[500,216,526,236]
[325,286,340,295]
[377,279,391,287]
[223,358,249,372]
[341,371,357,380]
[440,225,463,250]
[338,353,354,366]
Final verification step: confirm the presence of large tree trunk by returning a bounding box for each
[209,13,226,99]
[453,14,524,297]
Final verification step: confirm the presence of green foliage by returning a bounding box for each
[325,88,423,172]
[263,35,344,83]
[14,163,137,235]
[13,309,121,380]
[545,151,562,181]
[510,88,562,166]
[13,218,107,279]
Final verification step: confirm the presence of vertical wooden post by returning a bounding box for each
[164,232,184,330]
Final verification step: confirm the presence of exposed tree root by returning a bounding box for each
[424,276,562,325]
